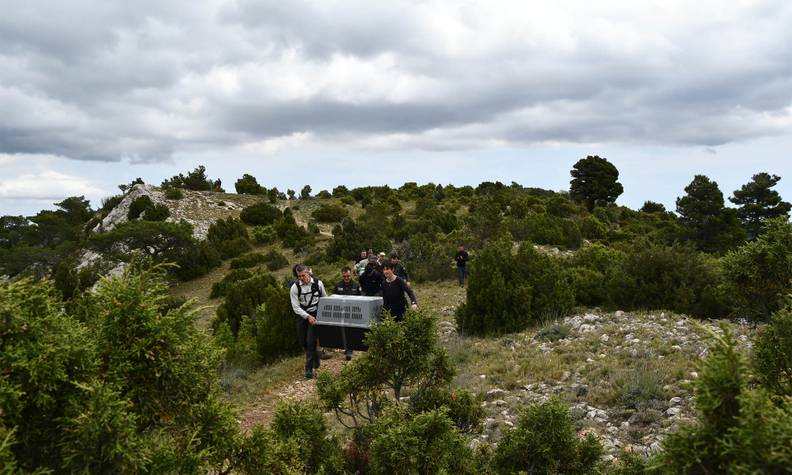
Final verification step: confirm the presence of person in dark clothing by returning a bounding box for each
[334,266,361,361]
[381,261,417,322]
[290,264,327,379]
[335,266,362,296]
[359,262,384,296]
[389,251,410,286]
[454,244,469,287]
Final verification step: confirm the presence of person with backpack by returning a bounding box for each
[381,261,418,322]
[290,264,327,379]
[359,261,384,296]
[334,266,362,360]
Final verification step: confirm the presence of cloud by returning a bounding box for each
[0,170,104,200]
[0,0,791,162]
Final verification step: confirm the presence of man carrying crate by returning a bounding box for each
[333,266,362,360]
[290,264,327,379]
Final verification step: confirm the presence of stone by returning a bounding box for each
[600,334,610,343]
[615,310,625,317]
[669,397,682,405]
[666,407,682,416]
[485,388,506,400]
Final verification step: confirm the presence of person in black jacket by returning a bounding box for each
[359,262,384,296]
[381,261,417,322]
[454,244,469,287]
[335,266,362,296]
[389,251,410,286]
[334,266,362,361]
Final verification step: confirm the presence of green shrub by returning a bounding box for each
[0,265,242,473]
[507,214,581,249]
[456,239,574,334]
[164,187,183,200]
[252,225,277,245]
[579,215,608,240]
[255,288,302,362]
[234,174,266,195]
[208,217,252,259]
[608,240,728,318]
[239,202,282,226]
[752,299,792,397]
[536,322,572,342]
[409,387,484,433]
[312,203,349,223]
[327,217,390,262]
[366,408,476,475]
[127,195,170,221]
[170,240,221,281]
[269,401,346,474]
[230,252,266,269]
[721,217,792,321]
[317,309,454,426]
[456,236,528,336]
[274,209,311,250]
[211,268,254,298]
[215,271,278,336]
[262,249,289,271]
[492,399,604,475]
[610,364,667,409]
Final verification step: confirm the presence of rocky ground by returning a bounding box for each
[437,304,754,459]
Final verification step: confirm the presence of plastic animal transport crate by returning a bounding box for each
[315,295,382,351]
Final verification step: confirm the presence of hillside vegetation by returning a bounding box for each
[3,161,792,473]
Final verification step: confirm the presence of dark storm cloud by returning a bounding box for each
[1,0,791,162]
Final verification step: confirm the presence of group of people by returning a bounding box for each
[289,250,419,379]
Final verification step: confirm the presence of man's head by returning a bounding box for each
[364,262,375,275]
[382,261,394,279]
[295,264,311,284]
[389,251,399,264]
[377,252,386,262]
[458,244,465,251]
[341,266,352,282]
[360,250,368,259]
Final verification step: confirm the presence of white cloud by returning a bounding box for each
[0,170,104,200]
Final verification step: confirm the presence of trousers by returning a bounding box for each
[295,314,319,370]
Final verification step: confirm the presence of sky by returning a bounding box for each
[1,0,792,216]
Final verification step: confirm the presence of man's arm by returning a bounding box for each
[290,284,310,319]
[403,280,417,306]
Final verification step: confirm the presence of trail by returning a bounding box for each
[238,354,346,432]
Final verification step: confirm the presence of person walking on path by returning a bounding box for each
[381,261,418,322]
[389,251,410,286]
[290,264,327,379]
[334,266,362,360]
[454,244,469,287]
[359,262,384,296]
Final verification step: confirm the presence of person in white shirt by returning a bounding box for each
[289,264,327,379]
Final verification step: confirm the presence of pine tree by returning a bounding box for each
[569,155,624,211]
[729,172,791,239]
[676,175,745,253]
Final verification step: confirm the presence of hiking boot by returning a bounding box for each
[304,368,313,379]
[345,350,353,361]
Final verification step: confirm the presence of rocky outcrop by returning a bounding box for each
[93,184,251,240]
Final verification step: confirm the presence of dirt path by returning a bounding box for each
[238,354,346,432]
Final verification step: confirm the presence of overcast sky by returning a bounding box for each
[2,0,792,216]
